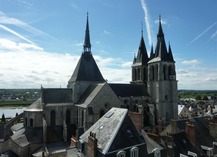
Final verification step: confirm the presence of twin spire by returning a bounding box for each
[82,13,174,62]
[83,13,91,53]
[134,15,174,64]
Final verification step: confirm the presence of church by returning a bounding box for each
[0,14,178,156]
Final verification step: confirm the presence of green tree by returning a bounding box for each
[202,96,208,100]
[195,95,201,100]
[1,113,5,123]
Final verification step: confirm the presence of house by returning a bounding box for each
[78,107,148,157]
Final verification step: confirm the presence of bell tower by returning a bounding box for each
[147,16,178,122]
[131,26,149,85]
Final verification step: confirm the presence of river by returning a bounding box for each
[0,108,25,118]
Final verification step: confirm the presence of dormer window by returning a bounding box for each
[117,150,126,157]
[131,147,139,157]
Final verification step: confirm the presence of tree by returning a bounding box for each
[1,113,5,123]
[195,95,201,100]
[202,96,208,100]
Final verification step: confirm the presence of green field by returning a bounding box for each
[0,100,33,107]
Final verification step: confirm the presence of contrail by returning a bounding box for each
[210,30,217,40]
[140,0,152,46]
[0,11,56,40]
[0,24,35,44]
[187,22,217,46]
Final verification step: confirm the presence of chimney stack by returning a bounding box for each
[87,132,97,157]
[185,122,195,145]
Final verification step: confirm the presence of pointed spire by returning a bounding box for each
[83,12,91,53]
[155,15,168,61]
[133,53,136,64]
[150,44,155,60]
[136,34,149,64]
[157,14,164,38]
[168,43,175,62]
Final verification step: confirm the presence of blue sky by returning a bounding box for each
[0,0,216,90]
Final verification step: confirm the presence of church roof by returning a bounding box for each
[68,52,105,83]
[109,83,149,97]
[42,88,72,104]
[68,14,105,83]
[76,83,105,108]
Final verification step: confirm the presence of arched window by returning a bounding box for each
[169,65,175,75]
[155,65,158,81]
[133,69,136,81]
[117,150,126,157]
[50,110,56,126]
[144,67,147,81]
[138,68,141,80]
[30,118,34,127]
[131,147,139,157]
[66,109,70,124]
[81,110,84,126]
[150,65,154,81]
[163,65,167,80]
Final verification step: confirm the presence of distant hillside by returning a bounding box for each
[178,90,217,99]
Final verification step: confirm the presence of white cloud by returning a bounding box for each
[0,39,131,88]
[181,59,200,66]
[177,67,217,90]
[0,38,42,51]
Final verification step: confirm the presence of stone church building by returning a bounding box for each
[0,14,178,156]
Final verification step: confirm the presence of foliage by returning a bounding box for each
[178,90,217,99]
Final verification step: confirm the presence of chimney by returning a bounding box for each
[128,111,143,133]
[87,132,97,157]
[170,119,179,134]
[157,118,164,134]
[185,122,196,145]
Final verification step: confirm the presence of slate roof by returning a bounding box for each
[42,88,72,104]
[174,117,216,155]
[109,83,149,97]
[68,52,105,83]
[76,83,105,108]
[171,131,204,156]
[133,35,149,65]
[79,107,146,155]
[68,14,105,83]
